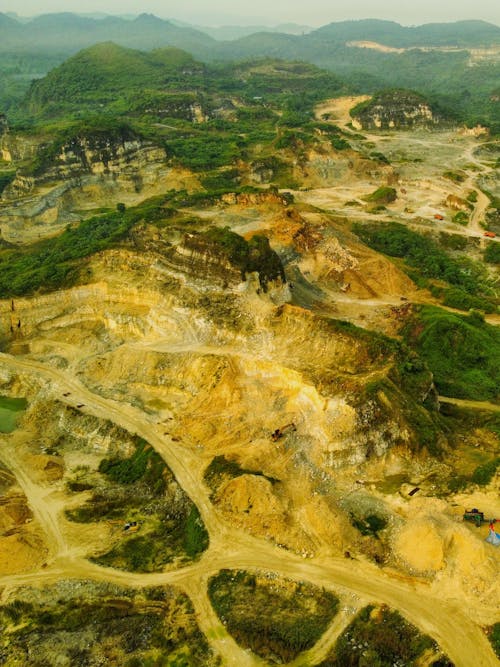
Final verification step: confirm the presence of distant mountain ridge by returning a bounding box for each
[312,19,500,47]
[0,12,215,53]
[0,13,498,56]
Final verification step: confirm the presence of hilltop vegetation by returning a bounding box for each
[403,306,500,401]
[26,43,204,113]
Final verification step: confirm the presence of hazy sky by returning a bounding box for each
[5,0,500,27]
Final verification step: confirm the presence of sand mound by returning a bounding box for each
[394,519,445,573]
[216,474,313,553]
[0,530,47,574]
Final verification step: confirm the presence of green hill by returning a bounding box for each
[26,43,204,113]
[23,45,343,121]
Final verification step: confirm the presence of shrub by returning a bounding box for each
[320,604,440,667]
[452,211,469,225]
[489,622,500,658]
[183,506,209,558]
[363,187,397,204]
[484,243,500,264]
[351,513,387,538]
[471,458,499,486]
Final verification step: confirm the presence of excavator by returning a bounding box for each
[271,423,296,442]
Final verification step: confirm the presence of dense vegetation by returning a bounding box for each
[319,604,448,667]
[484,242,500,264]
[15,45,343,127]
[354,222,497,313]
[403,306,500,401]
[208,570,339,662]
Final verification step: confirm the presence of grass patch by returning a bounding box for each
[363,186,397,205]
[208,570,339,663]
[0,395,27,433]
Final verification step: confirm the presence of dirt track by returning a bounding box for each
[0,352,498,667]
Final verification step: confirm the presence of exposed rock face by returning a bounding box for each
[166,232,244,287]
[28,135,166,185]
[162,229,286,291]
[351,91,443,130]
[0,132,41,163]
[0,136,186,244]
[446,194,470,211]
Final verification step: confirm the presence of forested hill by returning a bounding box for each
[21,44,344,121]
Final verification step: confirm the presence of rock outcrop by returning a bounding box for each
[350,90,444,130]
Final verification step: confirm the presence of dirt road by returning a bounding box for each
[0,352,498,666]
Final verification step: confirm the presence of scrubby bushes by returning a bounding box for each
[208,570,339,662]
[320,604,447,667]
